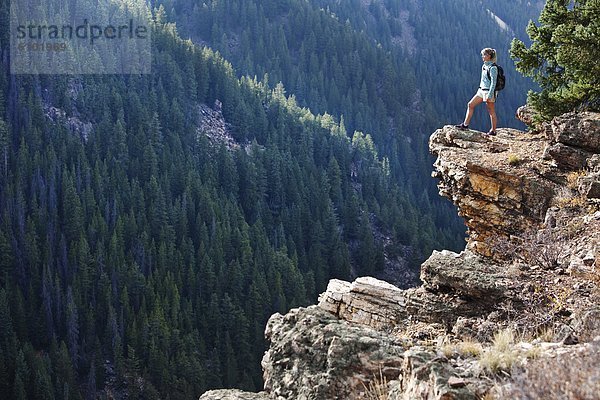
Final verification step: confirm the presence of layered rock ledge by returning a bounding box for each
[429,112,600,257]
[318,250,518,330]
[429,126,557,255]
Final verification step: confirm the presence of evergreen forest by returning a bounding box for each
[0,0,543,398]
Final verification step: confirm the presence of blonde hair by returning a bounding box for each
[481,48,497,63]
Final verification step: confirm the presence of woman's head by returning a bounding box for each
[481,48,497,62]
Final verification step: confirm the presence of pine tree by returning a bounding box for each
[62,173,84,245]
[0,289,14,343]
[510,0,600,121]
[0,225,14,285]
[0,118,8,176]
[0,349,9,396]
[13,350,29,400]
[66,288,80,371]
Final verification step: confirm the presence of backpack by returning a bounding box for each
[486,63,505,91]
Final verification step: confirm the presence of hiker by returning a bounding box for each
[456,48,500,136]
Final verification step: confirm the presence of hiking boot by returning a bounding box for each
[455,123,469,131]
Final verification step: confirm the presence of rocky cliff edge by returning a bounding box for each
[200,110,600,400]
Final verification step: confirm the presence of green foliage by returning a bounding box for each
[510,0,600,121]
[0,4,417,397]
[0,0,544,397]
[168,0,541,258]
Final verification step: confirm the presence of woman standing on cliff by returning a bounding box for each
[456,48,499,135]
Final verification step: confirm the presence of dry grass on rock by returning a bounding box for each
[495,342,600,400]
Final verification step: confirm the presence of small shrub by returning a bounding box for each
[479,329,550,375]
[557,194,588,209]
[556,186,587,210]
[492,329,515,352]
[534,325,558,342]
[479,347,520,374]
[457,339,484,357]
[440,338,483,358]
[524,345,542,360]
[440,340,455,358]
[548,286,573,314]
[507,154,522,166]
[566,170,586,190]
[487,227,564,270]
[479,329,519,374]
[516,228,564,270]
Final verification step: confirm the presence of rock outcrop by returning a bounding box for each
[199,111,600,400]
[429,112,599,264]
[318,251,518,330]
[261,306,406,400]
[429,126,559,256]
[44,106,94,141]
[260,304,489,400]
[197,100,239,149]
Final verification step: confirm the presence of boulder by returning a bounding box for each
[545,142,593,170]
[420,250,515,301]
[551,112,600,153]
[318,275,497,329]
[516,105,536,127]
[262,306,406,400]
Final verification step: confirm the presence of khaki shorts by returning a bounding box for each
[476,88,495,103]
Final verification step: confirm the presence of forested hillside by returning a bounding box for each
[169,0,542,130]
[0,0,543,398]
[0,1,458,398]
[162,0,542,262]
[339,0,539,125]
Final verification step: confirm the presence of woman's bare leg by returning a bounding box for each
[486,101,497,131]
[463,95,483,126]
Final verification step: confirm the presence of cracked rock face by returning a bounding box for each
[318,253,517,330]
[429,126,559,256]
[261,305,406,400]
[430,112,599,257]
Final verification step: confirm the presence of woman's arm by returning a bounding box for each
[488,65,498,94]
